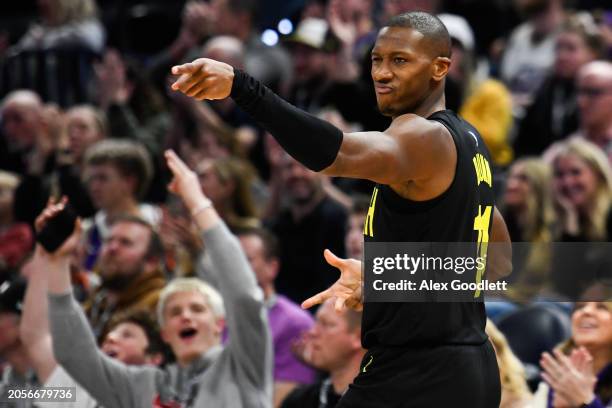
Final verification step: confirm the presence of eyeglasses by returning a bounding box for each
[576,87,612,98]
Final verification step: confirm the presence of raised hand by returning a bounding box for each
[327,0,357,47]
[302,249,363,312]
[171,58,234,101]
[164,149,208,212]
[182,0,213,42]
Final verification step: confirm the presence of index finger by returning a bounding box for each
[165,150,190,174]
[171,62,199,76]
[301,288,333,309]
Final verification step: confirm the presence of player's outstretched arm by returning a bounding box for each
[326,115,455,185]
[171,59,453,185]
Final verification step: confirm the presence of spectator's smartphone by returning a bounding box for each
[36,204,77,253]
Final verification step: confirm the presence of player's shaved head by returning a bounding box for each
[385,12,452,58]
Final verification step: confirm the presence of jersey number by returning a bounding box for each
[473,205,492,298]
[363,187,379,238]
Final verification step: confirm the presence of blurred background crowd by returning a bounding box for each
[0,0,611,407]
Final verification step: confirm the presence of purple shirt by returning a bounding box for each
[267,294,316,384]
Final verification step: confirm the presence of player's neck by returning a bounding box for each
[396,88,446,120]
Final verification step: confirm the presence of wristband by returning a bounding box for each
[191,200,213,218]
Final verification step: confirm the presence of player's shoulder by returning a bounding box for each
[388,112,452,142]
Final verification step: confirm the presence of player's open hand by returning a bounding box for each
[302,249,363,312]
[171,58,234,101]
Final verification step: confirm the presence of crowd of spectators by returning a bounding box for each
[0,0,611,407]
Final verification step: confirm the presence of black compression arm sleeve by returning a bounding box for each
[230,69,343,172]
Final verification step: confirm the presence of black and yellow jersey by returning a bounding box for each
[362,110,495,348]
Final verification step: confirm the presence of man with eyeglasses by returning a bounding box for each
[574,60,612,151]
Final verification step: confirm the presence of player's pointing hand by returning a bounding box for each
[171,58,235,101]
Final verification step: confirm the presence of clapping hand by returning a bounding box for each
[541,348,597,407]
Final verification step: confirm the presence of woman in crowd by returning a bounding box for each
[502,158,557,301]
[549,138,612,298]
[540,301,612,408]
[551,138,612,242]
[56,104,107,217]
[94,48,170,157]
[194,157,260,231]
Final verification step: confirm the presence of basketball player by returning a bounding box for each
[171,11,511,408]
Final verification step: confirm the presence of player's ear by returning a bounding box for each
[432,57,450,81]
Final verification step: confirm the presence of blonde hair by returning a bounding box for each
[552,138,612,240]
[505,159,557,301]
[157,278,225,325]
[511,158,557,243]
[486,319,532,402]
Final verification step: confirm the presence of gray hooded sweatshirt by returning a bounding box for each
[48,222,273,408]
